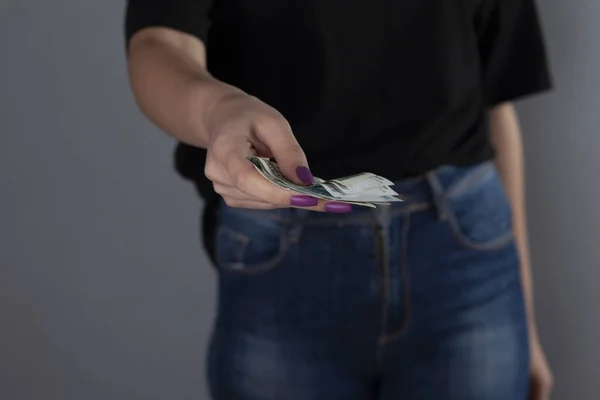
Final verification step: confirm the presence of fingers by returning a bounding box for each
[232,164,351,213]
[540,377,553,400]
[291,199,354,213]
[224,153,297,206]
[208,147,284,203]
[214,178,353,213]
[212,183,268,204]
[221,198,280,210]
[209,146,353,212]
[253,118,314,186]
[529,374,553,400]
[218,189,352,213]
[208,146,301,208]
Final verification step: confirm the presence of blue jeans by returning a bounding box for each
[208,162,529,400]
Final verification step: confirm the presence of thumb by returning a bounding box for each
[258,120,315,186]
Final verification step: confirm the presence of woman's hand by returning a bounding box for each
[203,91,351,213]
[529,337,554,400]
[127,29,351,213]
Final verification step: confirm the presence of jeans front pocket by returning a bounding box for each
[215,207,289,275]
[445,166,514,251]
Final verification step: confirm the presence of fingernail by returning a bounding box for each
[325,202,352,213]
[296,166,315,185]
[290,195,319,207]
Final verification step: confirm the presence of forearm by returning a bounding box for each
[489,103,538,337]
[127,28,241,148]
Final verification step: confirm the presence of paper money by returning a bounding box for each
[321,173,394,197]
[247,156,403,208]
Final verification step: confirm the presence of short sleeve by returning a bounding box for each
[125,0,213,45]
[476,0,552,106]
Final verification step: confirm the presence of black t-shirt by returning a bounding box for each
[125,0,551,256]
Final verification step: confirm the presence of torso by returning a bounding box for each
[200,0,492,181]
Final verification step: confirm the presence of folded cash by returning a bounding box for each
[248,156,403,208]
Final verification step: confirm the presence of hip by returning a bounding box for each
[211,160,526,357]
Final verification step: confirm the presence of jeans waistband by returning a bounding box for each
[218,161,497,226]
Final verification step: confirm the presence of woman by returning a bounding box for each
[125,0,554,398]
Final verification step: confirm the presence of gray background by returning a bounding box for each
[0,0,597,399]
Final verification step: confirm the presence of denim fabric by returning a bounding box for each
[207,162,529,400]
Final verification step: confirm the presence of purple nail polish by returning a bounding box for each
[325,202,352,213]
[290,195,319,207]
[296,166,315,185]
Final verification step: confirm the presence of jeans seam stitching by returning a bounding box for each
[446,203,515,251]
[381,213,413,344]
[375,219,390,364]
[216,226,289,275]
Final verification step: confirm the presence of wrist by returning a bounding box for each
[188,79,245,145]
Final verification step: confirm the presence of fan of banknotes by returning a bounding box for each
[248,156,403,208]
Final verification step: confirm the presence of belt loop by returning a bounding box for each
[425,171,449,221]
[374,204,392,230]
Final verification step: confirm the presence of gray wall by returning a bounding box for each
[0,1,215,399]
[0,0,597,399]
[518,1,600,398]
